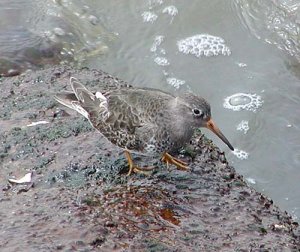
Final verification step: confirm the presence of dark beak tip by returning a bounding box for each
[206,119,234,151]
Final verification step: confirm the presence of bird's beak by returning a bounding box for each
[206,118,234,151]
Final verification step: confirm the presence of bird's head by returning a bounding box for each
[181,93,234,151]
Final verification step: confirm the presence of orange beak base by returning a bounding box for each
[206,119,234,151]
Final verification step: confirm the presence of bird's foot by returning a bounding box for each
[124,150,155,176]
[129,166,155,176]
[161,152,189,171]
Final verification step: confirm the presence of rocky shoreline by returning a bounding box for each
[0,66,299,251]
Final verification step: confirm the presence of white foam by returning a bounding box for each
[148,0,163,6]
[162,5,178,16]
[232,149,249,160]
[237,62,247,67]
[150,35,165,52]
[236,120,249,134]
[223,93,263,112]
[141,11,158,23]
[154,57,169,66]
[246,177,256,184]
[177,34,231,57]
[159,48,166,54]
[166,77,186,89]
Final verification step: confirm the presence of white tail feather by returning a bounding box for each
[55,77,110,121]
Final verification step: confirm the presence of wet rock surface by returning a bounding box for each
[0,66,299,251]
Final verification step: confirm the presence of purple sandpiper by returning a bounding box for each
[55,77,234,175]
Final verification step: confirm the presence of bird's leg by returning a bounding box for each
[161,152,189,171]
[124,150,155,176]
[124,150,135,176]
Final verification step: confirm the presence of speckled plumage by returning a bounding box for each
[55,77,233,158]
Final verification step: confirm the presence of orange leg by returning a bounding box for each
[161,152,189,171]
[124,150,155,176]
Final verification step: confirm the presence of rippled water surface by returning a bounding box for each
[2,0,300,219]
[0,0,112,76]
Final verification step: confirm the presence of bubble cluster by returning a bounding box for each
[162,6,178,16]
[149,0,163,6]
[236,120,249,134]
[177,34,231,57]
[150,35,165,52]
[232,149,249,160]
[154,57,169,66]
[141,11,158,23]
[166,77,185,89]
[237,62,247,68]
[223,93,263,112]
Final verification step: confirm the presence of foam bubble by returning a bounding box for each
[141,11,158,23]
[177,34,231,57]
[149,0,163,6]
[223,93,263,112]
[162,70,168,76]
[166,77,185,89]
[53,27,65,36]
[232,149,249,160]
[150,35,165,52]
[162,6,178,16]
[246,177,256,184]
[236,120,249,134]
[237,62,247,68]
[159,48,166,55]
[154,57,169,66]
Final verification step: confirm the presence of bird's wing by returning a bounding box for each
[100,89,173,151]
[107,88,173,118]
[55,78,174,151]
[103,92,145,132]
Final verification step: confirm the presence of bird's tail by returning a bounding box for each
[54,77,110,120]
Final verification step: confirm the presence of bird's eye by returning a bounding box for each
[192,108,203,117]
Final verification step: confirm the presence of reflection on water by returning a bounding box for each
[1,0,300,220]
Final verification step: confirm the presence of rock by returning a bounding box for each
[0,66,299,251]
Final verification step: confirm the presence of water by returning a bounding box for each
[0,0,112,76]
[1,0,300,219]
[85,0,300,220]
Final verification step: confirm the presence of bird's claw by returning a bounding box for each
[161,152,189,171]
[125,150,155,176]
